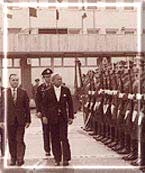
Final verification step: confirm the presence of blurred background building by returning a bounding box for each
[0,0,144,96]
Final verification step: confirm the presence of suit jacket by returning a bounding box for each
[7,87,31,125]
[42,86,74,124]
[0,87,4,123]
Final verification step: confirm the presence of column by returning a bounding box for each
[20,57,32,98]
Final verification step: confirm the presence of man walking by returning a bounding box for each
[35,68,53,156]
[7,74,31,166]
[0,77,4,157]
[42,74,74,166]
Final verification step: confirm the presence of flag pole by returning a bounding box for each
[29,12,31,34]
[81,0,84,34]
[56,8,59,51]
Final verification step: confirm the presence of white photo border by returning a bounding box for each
[1,1,143,170]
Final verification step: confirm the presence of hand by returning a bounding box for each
[68,118,73,125]
[42,117,48,124]
[36,112,42,118]
[0,122,4,129]
[25,123,30,128]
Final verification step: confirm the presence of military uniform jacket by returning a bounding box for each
[35,83,51,113]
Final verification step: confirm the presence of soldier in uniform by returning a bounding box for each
[35,68,53,156]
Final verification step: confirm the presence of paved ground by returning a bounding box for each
[0,110,142,173]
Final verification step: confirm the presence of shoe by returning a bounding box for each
[108,141,117,148]
[95,136,104,141]
[85,128,93,132]
[63,161,69,166]
[123,154,137,161]
[88,132,97,136]
[131,159,145,167]
[93,135,101,140]
[45,152,51,156]
[54,161,60,166]
[101,137,109,143]
[104,139,113,145]
[112,145,123,151]
[17,160,24,166]
[118,148,130,154]
[9,159,16,166]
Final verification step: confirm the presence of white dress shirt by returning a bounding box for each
[54,85,61,102]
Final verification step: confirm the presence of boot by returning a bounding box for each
[117,134,130,155]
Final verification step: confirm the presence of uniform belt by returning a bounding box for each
[118,93,125,98]
[128,94,135,100]
[88,90,95,95]
[136,93,142,100]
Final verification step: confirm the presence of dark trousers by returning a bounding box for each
[7,119,25,161]
[41,120,51,153]
[51,117,71,162]
[0,127,4,156]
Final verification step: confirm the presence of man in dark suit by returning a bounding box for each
[42,74,74,166]
[35,68,53,156]
[7,74,31,166]
[0,77,4,157]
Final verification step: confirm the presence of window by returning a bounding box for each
[78,58,86,66]
[40,58,51,66]
[48,0,56,2]
[124,31,135,34]
[31,58,39,66]
[2,58,12,67]
[87,28,99,34]
[87,0,98,9]
[87,58,97,66]
[54,58,62,66]
[106,0,116,10]
[124,0,134,10]
[124,28,136,34]
[63,58,75,66]
[38,28,68,34]
[14,59,20,67]
[106,28,118,34]
[8,28,22,33]
[29,0,38,2]
[68,29,81,34]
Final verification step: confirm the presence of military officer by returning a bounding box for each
[35,68,53,156]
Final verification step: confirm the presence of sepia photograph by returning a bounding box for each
[0,0,145,173]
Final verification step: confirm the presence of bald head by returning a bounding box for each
[52,74,62,87]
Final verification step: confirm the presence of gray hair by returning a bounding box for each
[51,74,62,82]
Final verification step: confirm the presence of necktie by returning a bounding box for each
[13,89,17,104]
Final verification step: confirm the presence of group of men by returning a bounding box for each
[35,69,74,166]
[81,60,145,167]
[0,68,74,167]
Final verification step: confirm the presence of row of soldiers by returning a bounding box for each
[80,59,145,168]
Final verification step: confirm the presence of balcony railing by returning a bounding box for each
[0,34,138,53]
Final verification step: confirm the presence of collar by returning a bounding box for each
[54,85,61,90]
[10,87,18,91]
